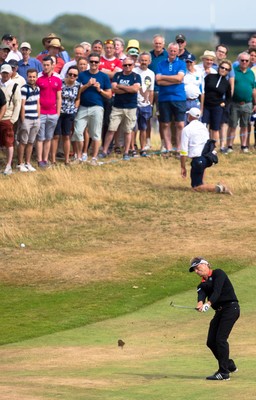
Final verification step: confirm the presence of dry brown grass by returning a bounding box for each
[1,137,256,288]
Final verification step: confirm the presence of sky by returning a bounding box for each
[1,0,256,33]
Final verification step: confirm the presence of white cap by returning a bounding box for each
[0,64,12,73]
[186,107,201,118]
[20,42,31,50]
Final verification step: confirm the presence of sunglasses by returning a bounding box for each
[219,66,230,71]
[104,39,114,45]
[240,59,249,62]
[68,73,78,77]
[123,63,133,67]
[177,40,185,43]
[89,60,99,64]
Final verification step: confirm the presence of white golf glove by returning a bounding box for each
[202,303,210,312]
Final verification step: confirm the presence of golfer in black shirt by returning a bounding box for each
[189,257,240,380]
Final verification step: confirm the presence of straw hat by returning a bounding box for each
[42,33,61,45]
[200,50,216,60]
[48,38,64,51]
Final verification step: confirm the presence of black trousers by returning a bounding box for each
[206,302,240,374]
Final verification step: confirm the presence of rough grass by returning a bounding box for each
[0,135,256,397]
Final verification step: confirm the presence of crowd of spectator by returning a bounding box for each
[0,31,255,175]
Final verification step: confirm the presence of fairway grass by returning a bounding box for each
[0,266,254,400]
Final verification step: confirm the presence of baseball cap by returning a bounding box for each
[20,42,31,50]
[185,53,196,62]
[0,44,11,51]
[1,64,12,74]
[2,33,13,41]
[186,107,201,119]
[127,47,139,56]
[175,34,186,42]
[8,59,18,68]
[189,257,209,272]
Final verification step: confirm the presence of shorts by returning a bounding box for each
[229,102,253,128]
[190,156,210,188]
[37,114,59,141]
[158,101,186,123]
[137,105,153,130]
[0,119,15,147]
[17,118,40,144]
[108,107,137,133]
[54,113,75,136]
[202,105,223,131]
[72,105,103,142]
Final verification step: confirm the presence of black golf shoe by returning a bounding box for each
[228,359,238,373]
[206,372,230,381]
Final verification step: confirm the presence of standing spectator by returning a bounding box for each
[37,39,65,74]
[184,53,204,118]
[17,68,40,172]
[80,41,91,57]
[175,34,190,60]
[202,60,232,146]
[227,52,256,153]
[148,34,168,150]
[99,39,122,146]
[100,57,141,161]
[113,37,126,61]
[36,56,62,167]
[156,42,186,153]
[133,52,155,154]
[189,257,240,380]
[0,64,21,175]
[197,50,217,78]
[0,43,11,67]
[180,108,232,194]
[60,45,86,79]
[91,40,103,56]
[212,44,235,153]
[3,34,22,62]
[8,59,26,88]
[72,52,112,164]
[38,33,70,63]
[18,42,42,81]
[51,66,80,165]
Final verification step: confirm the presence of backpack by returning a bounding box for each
[201,139,218,166]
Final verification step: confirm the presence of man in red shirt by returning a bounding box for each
[36,56,62,167]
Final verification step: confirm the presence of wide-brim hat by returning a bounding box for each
[42,33,61,45]
[48,38,64,51]
[200,50,216,60]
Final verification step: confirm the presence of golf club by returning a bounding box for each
[170,301,198,310]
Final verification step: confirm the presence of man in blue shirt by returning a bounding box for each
[18,42,42,81]
[72,52,112,163]
[156,42,186,153]
[148,34,168,150]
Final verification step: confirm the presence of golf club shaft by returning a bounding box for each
[170,302,198,310]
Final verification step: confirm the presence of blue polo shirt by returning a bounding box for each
[149,48,168,92]
[17,58,43,80]
[78,70,111,108]
[156,57,186,102]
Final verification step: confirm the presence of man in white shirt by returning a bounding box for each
[180,107,232,194]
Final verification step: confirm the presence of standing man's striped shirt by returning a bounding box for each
[21,84,40,119]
